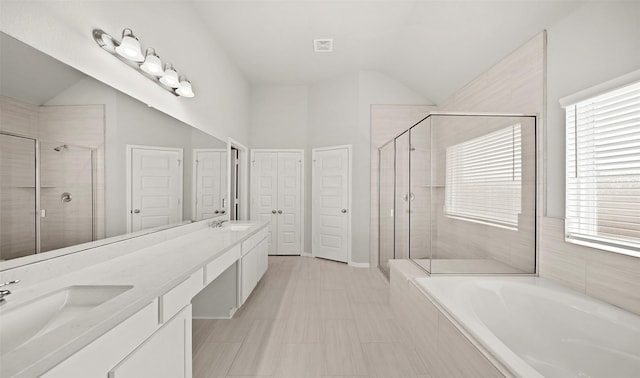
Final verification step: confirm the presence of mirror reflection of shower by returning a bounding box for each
[1,133,96,260]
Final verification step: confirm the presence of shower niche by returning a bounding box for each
[378,114,537,276]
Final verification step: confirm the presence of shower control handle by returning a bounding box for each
[133,209,140,214]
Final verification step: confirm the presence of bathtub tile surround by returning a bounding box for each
[391,259,640,378]
[540,217,640,315]
[390,260,507,377]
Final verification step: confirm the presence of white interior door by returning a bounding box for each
[194,149,226,220]
[130,147,182,232]
[276,152,302,254]
[312,146,350,263]
[251,152,278,253]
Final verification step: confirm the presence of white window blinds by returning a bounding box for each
[566,80,640,255]
[445,124,522,229]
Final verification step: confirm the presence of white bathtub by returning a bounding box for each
[414,276,640,378]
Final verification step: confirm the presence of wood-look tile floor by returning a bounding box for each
[193,256,431,378]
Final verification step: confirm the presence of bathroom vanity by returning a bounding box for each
[0,221,269,378]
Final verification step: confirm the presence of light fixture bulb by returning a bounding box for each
[115,29,144,62]
[140,49,163,76]
[176,77,195,98]
[159,65,180,88]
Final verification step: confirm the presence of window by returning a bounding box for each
[565,80,640,256]
[445,124,522,229]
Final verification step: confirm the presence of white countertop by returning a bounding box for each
[0,221,268,378]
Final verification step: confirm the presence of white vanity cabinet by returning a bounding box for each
[240,229,269,304]
[14,223,271,378]
[109,305,192,378]
[42,300,160,378]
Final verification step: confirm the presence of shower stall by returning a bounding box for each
[378,113,537,276]
[0,132,96,260]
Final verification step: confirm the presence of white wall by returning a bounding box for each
[249,72,427,263]
[545,1,640,217]
[249,85,308,149]
[0,1,250,145]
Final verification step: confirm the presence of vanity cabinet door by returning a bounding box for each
[240,248,257,304]
[109,305,192,378]
[42,300,159,378]
[256,236,269,281]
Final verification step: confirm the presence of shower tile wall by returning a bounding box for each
[429,116,537,273]
[0,96,104,258]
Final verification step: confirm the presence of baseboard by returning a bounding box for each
[348,261,370,268]
[301,251,313,257]
[192,306,238,320]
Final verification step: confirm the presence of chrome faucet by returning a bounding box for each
[208,219,227,228]
[0,279,19,304]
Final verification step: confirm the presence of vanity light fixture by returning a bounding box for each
[115,29,144,62]
[140,48,163,76]
[176,77,194,98]
[93,28,195,98]
[159,64,180,88]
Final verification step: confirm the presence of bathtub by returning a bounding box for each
[414,276,640,378]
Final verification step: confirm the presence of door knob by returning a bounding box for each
[341,209,347,213]
[272,210,277,214]
[214,210,220,214]
[277,210,283,214]
[220,209,226,214]
[133,209,140,214]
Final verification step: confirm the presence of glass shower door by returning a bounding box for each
[0,133,37,260]
[378,142,395,276]
[394,132,410,260]
[409,120,431,272]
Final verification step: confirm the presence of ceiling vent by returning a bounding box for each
[313,39,333,53]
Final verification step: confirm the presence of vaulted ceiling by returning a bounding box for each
[194,1,583,103]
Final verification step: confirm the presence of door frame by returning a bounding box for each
[250,149,305,255]
[192,148,226,221]
[311,144,352,264]
[227,138,249,221]
[126,144,183,233]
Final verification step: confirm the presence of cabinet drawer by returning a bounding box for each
[205,244,241,285]
[43,300,159,377]
[160,269,203,323]
[241,227,268,256]
[109,305,192,378]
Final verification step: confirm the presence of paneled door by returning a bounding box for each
[312,145,351,263]
[250,150,303,255]
[194,149,227,220]
[251,152,278,253]
[129,146,183,232]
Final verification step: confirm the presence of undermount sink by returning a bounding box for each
[227,224,252,232]
[0,285,132,355]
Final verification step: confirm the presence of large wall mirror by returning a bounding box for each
[0,32,228,264]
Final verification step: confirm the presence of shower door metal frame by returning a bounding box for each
[1,131,41,254]
[376,112,539,276]
[1,131,97,255]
